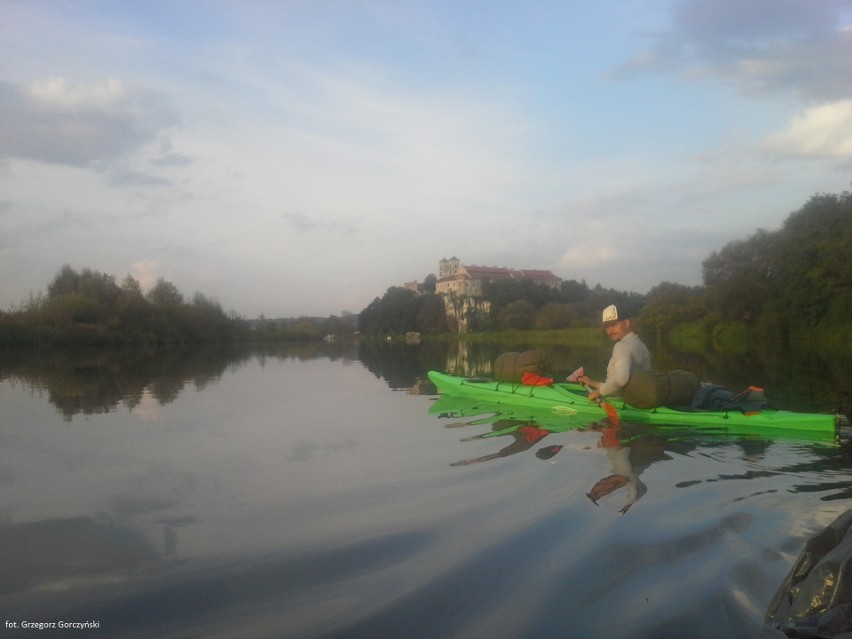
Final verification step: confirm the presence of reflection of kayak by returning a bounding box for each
[427,371,839,436]
[428,394,836,444]
[429,393,592,434]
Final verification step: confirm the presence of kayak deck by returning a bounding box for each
[426,370,839,435]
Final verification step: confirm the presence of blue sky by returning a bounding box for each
[2,0,851,318]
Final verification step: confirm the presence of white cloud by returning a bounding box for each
[28,76,127,109]
[130,260,162,292]
[764,100,852,157]
[0,77,179,166]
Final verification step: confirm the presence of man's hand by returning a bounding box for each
[578,375,602,401]
[578,375,599,389]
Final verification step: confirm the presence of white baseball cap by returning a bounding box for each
[602,304,619,323]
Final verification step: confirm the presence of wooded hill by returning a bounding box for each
[358,187,852,343]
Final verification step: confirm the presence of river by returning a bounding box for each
[1,339,850,638]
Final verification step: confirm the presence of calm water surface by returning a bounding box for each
[1,342,851,638]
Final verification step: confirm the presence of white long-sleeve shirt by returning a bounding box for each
[598,332,651,397]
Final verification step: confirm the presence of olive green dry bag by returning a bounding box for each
[622,369,701,409]
[493,350,551,383]
[622,370,671,409]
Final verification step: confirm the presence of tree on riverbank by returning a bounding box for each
[644,188,852,345]
[358,287,449,336]
[0,266,245,346]
[1,266,365,347]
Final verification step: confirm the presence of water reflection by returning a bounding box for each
[357,339,483,388]
[450,420,555,466]
[585,423,649,513]
[2,338,852,638]
[0,343,359,420]
[0,517,161,596]
[3,336,848,420]
[649,337,852,414]
[1,346,244,420]
[430,392,843,518]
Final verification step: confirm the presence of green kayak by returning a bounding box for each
[427,370,839,435]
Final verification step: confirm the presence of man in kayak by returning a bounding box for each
[579,304,651,402]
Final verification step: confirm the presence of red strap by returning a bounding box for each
[521,371,554,386]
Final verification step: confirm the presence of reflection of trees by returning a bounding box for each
[1,346,255,420]
[652,338,849,412]
[320,339,610,391]
[1,343,365,421]
[424,339,610,380]
[252,341,358,363]
[357,340,448,389]
[4,337,845,418]
[443,340,495,377]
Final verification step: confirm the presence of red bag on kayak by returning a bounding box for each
[521,371,554,386]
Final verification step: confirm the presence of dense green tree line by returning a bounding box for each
[724,191,852,335]
[250,313,356,342]
[640,188,852,343]
[357,277,643,336]
[0,266,354,347]
[357,287,450,335]
[476,278,643,331]
[0,266,245,346]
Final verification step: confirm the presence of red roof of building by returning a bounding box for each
[516,269,561,280]
[465,265,560,281]
[466,265,513,278]
[438,263,561,286]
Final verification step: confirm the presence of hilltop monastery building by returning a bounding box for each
[434,256,561,297]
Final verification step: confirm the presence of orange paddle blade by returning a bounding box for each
[600,399,620,425]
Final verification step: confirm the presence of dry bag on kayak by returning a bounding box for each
[622,369,700,409]
[493,350,551,383]
[667,370,702,406]
[622,370,670,409]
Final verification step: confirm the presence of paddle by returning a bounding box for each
[568,366,620,425]
[523,365,619,424]
[586,386,620,425]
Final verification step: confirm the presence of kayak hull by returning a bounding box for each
[427,371,839,435]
